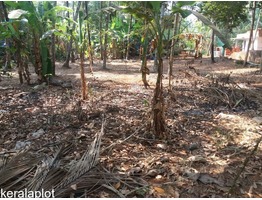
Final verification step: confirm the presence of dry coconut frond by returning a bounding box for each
[27,143,73,191]
[54,117,105,197]
[0,151,43,191]
[0,117,105,197]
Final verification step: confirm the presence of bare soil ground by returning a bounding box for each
[0,57,262,197]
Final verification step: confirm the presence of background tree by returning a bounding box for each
[168,1,196,89]
[244,1,257,66]
[125,14,132,60]
[78,7,88,100]
[200,1,248,57]
[84,1,94,72]
[99,1,103,61]
[102,2,110,70]
[62,2,81,69]
[201,1,248,37]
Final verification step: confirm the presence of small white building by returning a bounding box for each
[234,28,262,52]
[230,29,262,63]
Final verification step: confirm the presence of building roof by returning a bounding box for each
[233,28,262,41]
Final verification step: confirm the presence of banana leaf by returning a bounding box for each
[171,1,196,18]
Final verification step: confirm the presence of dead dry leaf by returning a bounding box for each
[188,155,207,163]
[154,186,165,194]
[198,173,224,186]
[114,182,121,190]
[146,169,158,177]
[70,184,77,190]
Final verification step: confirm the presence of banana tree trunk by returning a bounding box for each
[33,31,43,82]
[51,34,56,75]
[152,47,165,138]
[16,44,23,84]
[151,6,166,139]
[141,24,150,89]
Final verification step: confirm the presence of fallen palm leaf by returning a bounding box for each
[0,151,43,190]
[54,117,106,197]
[27,143,73,191]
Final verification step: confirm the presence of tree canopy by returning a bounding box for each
[200,1,248,33]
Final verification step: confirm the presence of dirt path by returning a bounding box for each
[0,58,262,197]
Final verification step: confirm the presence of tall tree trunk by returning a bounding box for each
[71,2,76,64]
[62,1,81,68]
[211,28,215,63]
[251,7,260,50]
[85,1,93,73]
[244,1,257,66]
[168,12,180,90]
[102,2,109,70]
[51,1,57,76]
[260,51,262,73]
[126,14,132,60]
[99,1,103,61]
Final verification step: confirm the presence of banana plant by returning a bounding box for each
[5,1,52,83]
[123,1,167,138]
[41,2,72,75]
[3,8,31,84]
